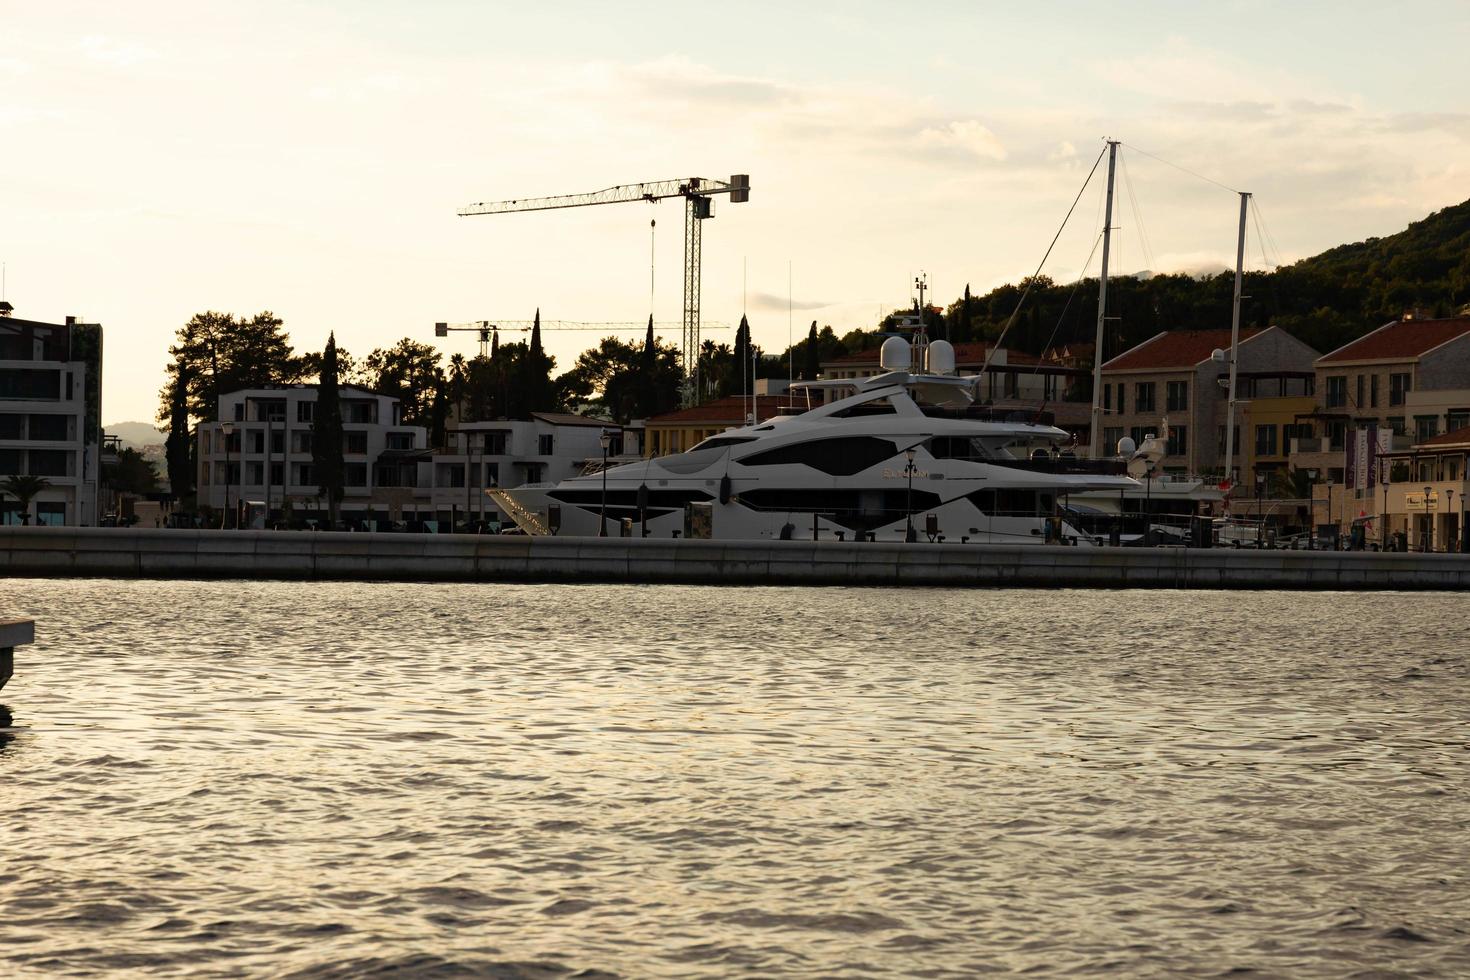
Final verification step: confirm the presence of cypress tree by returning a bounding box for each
[961,284,973,343]
[164,360,194,501]
[312,332,345,525]
[803,320,819,381]
[639,314,656,418]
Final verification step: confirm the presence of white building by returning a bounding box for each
[428,413,625,524]
[0,307,104,526]
[197,385,429,525]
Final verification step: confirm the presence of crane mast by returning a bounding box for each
[459,175,750,405]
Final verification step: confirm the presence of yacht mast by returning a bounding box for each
[1088,140,1118,457]
[1222,191,1250,490]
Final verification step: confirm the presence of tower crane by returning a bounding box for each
[458,175,750,403]
[435,319,730,358]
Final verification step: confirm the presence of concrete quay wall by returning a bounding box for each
[1,526,1468,590]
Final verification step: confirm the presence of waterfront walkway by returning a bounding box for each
[1,527,1468,590]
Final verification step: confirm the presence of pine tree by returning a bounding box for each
[163,360,194,501]
[639,314,657,418]
[803,320,819,380]
[312,332,345,525]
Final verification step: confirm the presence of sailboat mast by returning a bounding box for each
[1223,191,1250,490]
[1088,140,1118,457]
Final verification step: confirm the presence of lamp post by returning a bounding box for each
[1307,467,1318,549]
[598,429,611,537]
[221,421,235,529]
[1448,488,1456,553]
[1326,477,1334,550]
[904,447,917,543]
[1255,471,1266,548]
[1424,484,1433,552]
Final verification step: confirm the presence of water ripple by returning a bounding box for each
[2,581,1469,977]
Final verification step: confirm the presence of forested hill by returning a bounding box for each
[924,197,1470,362]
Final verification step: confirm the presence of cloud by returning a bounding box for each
[620,55,796,107]
[76,35,155,68]
[746,291,832,313]
[916,119,1007,162]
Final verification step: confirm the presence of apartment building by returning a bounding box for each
[427,413,626,521]
[1098,327,1319,477]
[197,385,429,524]
[0,307,104,525]
[1293,316,1470,483]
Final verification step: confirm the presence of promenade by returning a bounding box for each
[1,527,1467,590]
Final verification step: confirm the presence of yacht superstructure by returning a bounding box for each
[505,338,1142,543]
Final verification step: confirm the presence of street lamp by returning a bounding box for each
[1424,484,1433,552]
[1448,488,1456,553]
[1255,471,1266,548]
[598,429,611,537]
[904,447,918,543]
[221,421,235,529]
[1307,467,1318,549]
[1325,477,1334,550]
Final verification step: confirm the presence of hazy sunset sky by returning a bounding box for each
[4,1,1469,425]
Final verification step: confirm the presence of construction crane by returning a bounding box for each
[458,175,750,403]
[434,319,729,358]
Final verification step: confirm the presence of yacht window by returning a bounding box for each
[828,398,896,419]
[928,436,990,461]
[693,435,757,451]
[741,436,898,476]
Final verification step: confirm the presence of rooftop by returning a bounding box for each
[647,394,806,425]
[1416,424,1470,449]
[1102,328,1262,372]
[1318,317,1470,364]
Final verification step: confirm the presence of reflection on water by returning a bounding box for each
[1,580,1468,978]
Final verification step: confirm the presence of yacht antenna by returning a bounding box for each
[913,271,929,370]
[1222,191,1250,490]
[1088,139,1118,457]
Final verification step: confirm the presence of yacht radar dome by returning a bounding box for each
[879,336,912,371]
[926,339,956,375]
[1117,436,1136,456]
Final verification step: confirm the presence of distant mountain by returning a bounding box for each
[106,421,166,448]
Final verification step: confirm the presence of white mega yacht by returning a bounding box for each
[503,337,1145,544]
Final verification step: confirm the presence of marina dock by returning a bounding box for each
[0,527,1468,590]
[0,617,35,692]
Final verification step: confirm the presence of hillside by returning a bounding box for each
[915,197,1470,362]
[106,420,166,447]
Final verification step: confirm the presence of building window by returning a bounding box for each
[1166,380,1188,412]
[28,414,69,441]
[1389,372,1411,407]
[269,462,284,486]
[1135,382,1156,413]
[295,463,315,487]
[344,463,367,486]
[1102,427,1123,452]
[436,463,466,488]
[0,449,20,475]
[1129,426,1149,447]
[1166,425,1188,456]
[1370,374,1379,408]
[1117,384,1125,415]
[248,430,265,454]
[345,431,368,454]
[1416,416,1439,443]
[386,432,414,451]
[297,401,315,423]
[1328,421,1347,452]
[292,431,313,454]
[1217,425,1241,455]
[1103,384,1111,412]
[485,462,500,486]
[246,461,264,485]
[1355,375,1364,409]
[1325,376,1347,408]
[270,430,284,454]
[538,434,554,455]
[28,449,70,477]
[1447,410,1470,433]
[0,415,23,440]
[1255,424,1278,457]
[480,432,508,454]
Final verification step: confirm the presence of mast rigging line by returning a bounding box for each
[978,141,1109,379]
[1118,141,1240,196]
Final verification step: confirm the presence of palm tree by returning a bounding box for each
[1,475,51,526]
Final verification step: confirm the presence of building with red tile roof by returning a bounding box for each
[644,394,806,457]
[1099,326,1319,480]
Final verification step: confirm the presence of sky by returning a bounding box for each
[4,0,1470,426]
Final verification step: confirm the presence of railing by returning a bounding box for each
[485,488,549,536]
